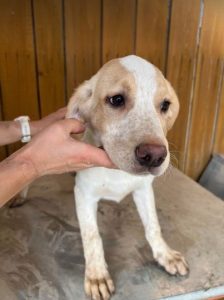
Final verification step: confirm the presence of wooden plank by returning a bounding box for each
[214,71,224,153]
[33,0,66,117]
[0,0,39,154]
[136,0,169,71]
[0,91,7,161]
[102,0,136,63]
[0,146,6,161]
[185,0,224,179]
[166,0,201,170]
[65,0,101,97]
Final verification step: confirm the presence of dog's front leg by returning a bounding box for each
[132,183,189,276]
[75,186,115,300]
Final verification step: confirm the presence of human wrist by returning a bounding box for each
[30,121,42,136]
[8,121,22,142]
[8,147,39,182]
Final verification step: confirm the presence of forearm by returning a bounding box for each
[0,121,22,146]
[0,121,41,146]
[0,152,37,207]
[0,108,66,146]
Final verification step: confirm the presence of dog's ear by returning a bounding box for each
[166,81,180,131]
[66,76,96,122]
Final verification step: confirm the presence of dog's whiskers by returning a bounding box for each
[170,153,179,168]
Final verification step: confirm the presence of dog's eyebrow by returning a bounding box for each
[106,90,126,97]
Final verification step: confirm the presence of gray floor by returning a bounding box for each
[0,168,224,300]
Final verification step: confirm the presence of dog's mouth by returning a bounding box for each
[98,141,168,176]
[133,165,164,176]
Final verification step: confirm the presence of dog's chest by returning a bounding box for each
[76,168,153,202]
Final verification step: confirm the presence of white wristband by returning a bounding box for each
[14,116,31,143]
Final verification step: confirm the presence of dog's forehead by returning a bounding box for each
[119,55,158,95]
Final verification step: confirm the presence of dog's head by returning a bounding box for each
[66,55,179,176]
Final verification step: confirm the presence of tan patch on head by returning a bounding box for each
[90,59,136,132]
[66,55,179,175]
[153,68,179,134]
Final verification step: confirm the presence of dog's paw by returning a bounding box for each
[84,269,115,300]
[154,248,189,276]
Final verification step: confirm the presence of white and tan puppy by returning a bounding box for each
[66,55,188,300]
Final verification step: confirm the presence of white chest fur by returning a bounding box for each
[75,167,154,202]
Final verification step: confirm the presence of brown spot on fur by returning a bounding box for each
[91,59,136,132]
[66,59,136,134]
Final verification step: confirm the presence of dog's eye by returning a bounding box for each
[107,95,125,107]
[160,99,171,113]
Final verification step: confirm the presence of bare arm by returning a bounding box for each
[0,108,66,146]
[0,155,36,207]
[0,119,114,207]
[0,121,22,146]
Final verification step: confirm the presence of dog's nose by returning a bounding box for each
[135,144,167,168]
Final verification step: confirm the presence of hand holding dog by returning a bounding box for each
[0,118,115,207]
[20,118,115,176]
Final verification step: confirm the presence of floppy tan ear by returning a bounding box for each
[166,80,180,131]
[66,76,96,122]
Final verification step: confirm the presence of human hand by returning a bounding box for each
[31,107,67,135]
[17,119,115,177]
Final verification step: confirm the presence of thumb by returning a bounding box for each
[61,119,86,134]
[82,144,116,168]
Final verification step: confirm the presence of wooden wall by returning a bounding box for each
[0,0,224,180]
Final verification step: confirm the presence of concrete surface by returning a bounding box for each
[0,168,224,300]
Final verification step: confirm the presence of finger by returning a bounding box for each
[81,144,116,168]
[56,107,67,116]
[60,119,86,134]
[51,107,67,120]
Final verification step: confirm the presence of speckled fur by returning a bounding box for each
[66,55,187,300]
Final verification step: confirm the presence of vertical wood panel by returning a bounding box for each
[65,0,101,97]
[136,0,169,72]
[0,0,223,177]
[185,0,224,179]
[33,0,66,116]
[0,0,39,120]
[166,0,201,170]
[102,0,136,63]
[214,71,224,153]
[0,93,7,160]
[0,146,6,161]
[0,0,39,154]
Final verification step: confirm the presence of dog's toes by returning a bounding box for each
[155,248,189,276]
[105,277,115,294]
[99,280,111,300]
[85,275,115,300]
[91,282,101,300]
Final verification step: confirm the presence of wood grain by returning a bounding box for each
[102,0,136,63]
[0,0,39,154]
[214,70,224,153]
[136,0,169,71]
[185,0,224,179]
[0,0,223,178]
[166,0,201,170]
[0,90,7,161]
[33,0,66,117]
[65,0,101,98]
[0,146,6,161]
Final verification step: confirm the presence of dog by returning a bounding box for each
[66,55,188,300]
